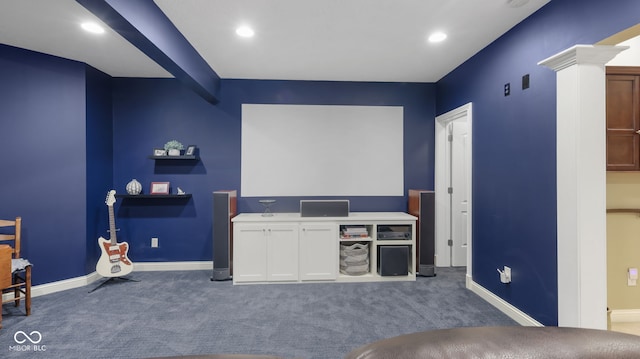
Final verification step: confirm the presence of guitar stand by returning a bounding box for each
[89,276,139,293]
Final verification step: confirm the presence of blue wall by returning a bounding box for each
[0,45,89,285]
[111,78,435,261]
[437,0,640,325]
[85,66,114,274]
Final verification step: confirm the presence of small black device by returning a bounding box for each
[377,225,412,239]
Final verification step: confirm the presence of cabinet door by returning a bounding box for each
[267,224,299,281]
[607,74,640,171]
[233,224,267,282]
[299,224,337,281]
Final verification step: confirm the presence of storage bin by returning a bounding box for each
[340,242,370,276]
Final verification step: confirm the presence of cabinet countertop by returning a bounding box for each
[232,212,417,223]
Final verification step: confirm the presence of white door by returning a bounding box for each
[299,224,337,280]
[450,120,469,266]
[267,224,299,281]
[435,102,472,273]
[233,224,268,282]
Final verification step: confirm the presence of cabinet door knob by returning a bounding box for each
[636,129,640,135]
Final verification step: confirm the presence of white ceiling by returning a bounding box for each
[0,0,550,82]
[607,36,640,67]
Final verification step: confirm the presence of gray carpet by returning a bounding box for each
[0,267,516,359]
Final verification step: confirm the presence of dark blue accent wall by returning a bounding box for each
[0,45,89,285]
[436,0,640,325]
[112,78,435,261]
[85,65,113,274]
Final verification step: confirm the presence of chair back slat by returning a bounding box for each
[0,217,21,258]
[0,220,16,227]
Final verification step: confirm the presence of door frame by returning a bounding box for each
[435,102,473,283]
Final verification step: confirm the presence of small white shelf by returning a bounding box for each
[376,239,412,246]
[339,237,373,242]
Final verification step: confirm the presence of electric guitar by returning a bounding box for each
[96,190,133,277]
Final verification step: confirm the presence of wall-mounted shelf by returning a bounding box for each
[115,194,192,199]
[148,155,199,160]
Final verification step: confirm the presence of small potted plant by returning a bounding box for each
[164,140,184,156]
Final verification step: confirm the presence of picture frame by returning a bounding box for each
[150,182,170,195]
[153,148,166,156]
[185,145,196,156]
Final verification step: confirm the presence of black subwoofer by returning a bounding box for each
[377,246,409,276]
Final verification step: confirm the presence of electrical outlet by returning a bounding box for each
[151,237,158,248]
[629,267,638,286]
[498,265,512,283]
[504,83,511,96]
[504,266,511,281]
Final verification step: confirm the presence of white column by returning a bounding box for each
[539,45,627,329]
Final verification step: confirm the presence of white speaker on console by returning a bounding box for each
[300,200,349,217]
[212,190,237,281]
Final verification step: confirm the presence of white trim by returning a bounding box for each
[132,261,212,272]
[3,261,213,301]
[539,44,628,329]
[538,45,629,72]
[468,278,544,327]
[610,309,640,323]
[27,271,102,299]
[435,102,473,278]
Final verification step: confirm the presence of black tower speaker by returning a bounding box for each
[212,190,237,281]
[409,189,436,277]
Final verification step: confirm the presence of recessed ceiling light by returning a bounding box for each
[506,0,529,7]
[236,26,255,38]
[81,22,105,34]
[428,32,447,43]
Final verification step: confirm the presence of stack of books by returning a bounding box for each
[340,226,369,239]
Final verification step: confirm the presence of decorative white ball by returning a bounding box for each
[126,179,142,195]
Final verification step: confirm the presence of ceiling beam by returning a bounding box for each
[77,0,220,104]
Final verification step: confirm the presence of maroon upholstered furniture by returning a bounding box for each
[344,326,640,359]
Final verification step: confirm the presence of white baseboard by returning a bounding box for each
[610,309,640,323]
[132,261,212,272]
[4,261,213,301]
[467,276,543,327]
[28,271,102,299]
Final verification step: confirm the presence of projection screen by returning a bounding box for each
[241,104,403,197]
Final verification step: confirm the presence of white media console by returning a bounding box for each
[231,212,417,284]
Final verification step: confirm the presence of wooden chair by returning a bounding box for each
[0,217,31,329]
